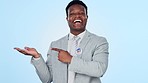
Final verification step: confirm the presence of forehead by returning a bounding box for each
[68,4,85,12]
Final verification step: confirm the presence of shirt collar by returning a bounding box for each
[68,30,86,40]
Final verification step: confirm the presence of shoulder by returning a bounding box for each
[87,31,107,42]
[51,35,68,46]
[87,32,109,50]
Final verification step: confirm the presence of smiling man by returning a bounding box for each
[66,3,87,35]
[14,0,109,83]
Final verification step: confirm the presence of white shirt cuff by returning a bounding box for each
[32,57,41,60]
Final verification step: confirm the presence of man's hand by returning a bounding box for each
[51,48,72,63]
[14,47,40,58]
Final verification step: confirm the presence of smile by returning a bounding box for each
[74,19,82,23]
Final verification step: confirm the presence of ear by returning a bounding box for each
[66,17,69,21]
[87,14,88,18]
[85,15,88,19]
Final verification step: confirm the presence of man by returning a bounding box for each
[14,0,109,83]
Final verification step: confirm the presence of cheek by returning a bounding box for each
[68,18,74,23]
[83,17,88,22]
[68,16,75,21]
[83,16,88,20]
[67,18,72,23]
[67,19,73,26]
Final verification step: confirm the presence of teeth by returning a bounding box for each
[74,19,82,23]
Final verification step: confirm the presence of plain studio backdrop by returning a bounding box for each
[0,0,147,83]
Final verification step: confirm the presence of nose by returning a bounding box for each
[75,14,81,18]
[75,14,80,17]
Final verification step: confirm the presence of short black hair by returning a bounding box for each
[66,0,88,17]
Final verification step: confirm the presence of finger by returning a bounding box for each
[14,47,22,51]
[14,47,28,54]
[14,47,18,50]
[51,48,62,52]
[24,47,30,50]
[20,50,27,55]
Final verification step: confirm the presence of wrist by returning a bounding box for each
[33,53,40,58]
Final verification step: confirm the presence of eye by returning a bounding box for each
[79,12,85,15]
[69,12,86,17]
[69,13,75,16]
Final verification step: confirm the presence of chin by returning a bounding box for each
[72,27,81,30]
[70,25,85,31]
[73,28,85,32]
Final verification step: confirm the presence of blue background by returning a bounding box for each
[0,0,148,83]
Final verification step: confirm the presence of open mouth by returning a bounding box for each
[74,19,82,23]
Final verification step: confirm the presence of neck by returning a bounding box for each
[70,29,85,36]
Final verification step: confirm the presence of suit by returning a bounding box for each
[31,30,109,83]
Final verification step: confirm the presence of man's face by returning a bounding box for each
[66,4,88,32]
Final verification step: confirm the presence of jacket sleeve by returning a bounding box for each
[31,42,53,83]
[68,37,109,77]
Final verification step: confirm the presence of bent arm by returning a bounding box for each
[69,38,109,77]
[31,43,53,83]
[31,55,52,83]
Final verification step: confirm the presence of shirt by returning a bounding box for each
[68,30,86,83]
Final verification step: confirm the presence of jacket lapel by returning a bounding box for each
[79,31,91,58]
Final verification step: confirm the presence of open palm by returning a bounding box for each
[14,47,40,58]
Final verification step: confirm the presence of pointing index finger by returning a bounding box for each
[51,48,62,52]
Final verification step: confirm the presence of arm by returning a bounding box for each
[31,43,53,83]
[69,38,109,77]
[14,46,52,83]
[31,54,52,83]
